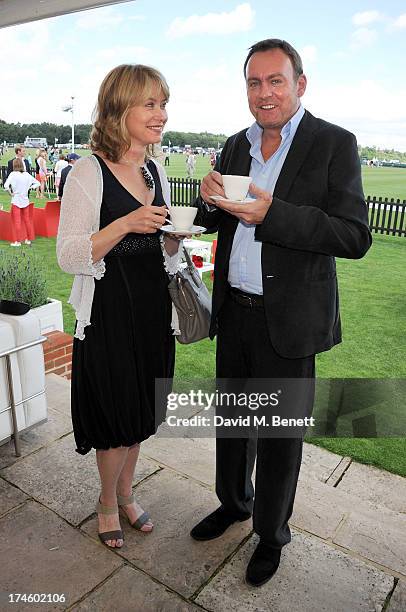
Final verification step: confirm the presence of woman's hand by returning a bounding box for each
[123,205,168,234]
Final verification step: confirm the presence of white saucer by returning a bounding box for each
[210,195,254,204]
[161,224,206,236]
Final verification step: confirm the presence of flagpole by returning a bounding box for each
[70,97,75,153]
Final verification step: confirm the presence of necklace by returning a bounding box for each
[140,165,154,190]
[120,156,154,191]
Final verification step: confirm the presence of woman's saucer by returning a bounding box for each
[161,224,206,236]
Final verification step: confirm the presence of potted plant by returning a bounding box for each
[0,249,63,333]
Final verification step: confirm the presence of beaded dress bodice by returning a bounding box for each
[95,155,164,257]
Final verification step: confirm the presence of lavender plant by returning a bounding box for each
[0,249,48,308]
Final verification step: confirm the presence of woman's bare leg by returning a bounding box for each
[117,443,153,531]
[96,446,129,547]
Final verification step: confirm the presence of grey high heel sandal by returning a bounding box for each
[117,494,152,531]
[96,498,124,547]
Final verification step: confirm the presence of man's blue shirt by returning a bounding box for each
[228,105,305,294]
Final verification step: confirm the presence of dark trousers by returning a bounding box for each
[215,292,315,549]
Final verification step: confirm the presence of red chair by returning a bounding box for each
[210,239,217,280]
[0,203,34,242]
[33,200,61,237]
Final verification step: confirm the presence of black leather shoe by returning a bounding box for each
[245,542,281,587]
[190,506,251,541]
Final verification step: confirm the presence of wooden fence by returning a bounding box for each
[366,196,406,237]
[0,166,405,236]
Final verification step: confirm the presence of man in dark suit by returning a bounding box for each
[191,39,371,587]
[58,153,80,199]
[6,145,31,177]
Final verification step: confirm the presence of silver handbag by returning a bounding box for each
[168,247,212,344]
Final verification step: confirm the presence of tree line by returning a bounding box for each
[0,120,228,150]
[1,119,404,160]
[358,145,406,163]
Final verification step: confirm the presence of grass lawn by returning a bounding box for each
[0,231,404,477]
[362,166,406,200]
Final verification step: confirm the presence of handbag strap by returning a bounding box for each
[182,246,203,286]
[182,246,195,271]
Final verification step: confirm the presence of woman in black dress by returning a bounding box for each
[57,65,180,549]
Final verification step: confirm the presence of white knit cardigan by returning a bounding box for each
[56,154,181,340]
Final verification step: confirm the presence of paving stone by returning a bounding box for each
[0,406,72,469]
[142,436,215,486]
[300,442,343,483]
[0,500,122,611]
[1,433,160,526]
[45,373,71,416]
[292,477,347,539]
[333,505,406,575]
[81,468,252,597]
[0,476,28,515]
[336,462,406,514]
[71,564,200,611]
[387,580,406,611]
[196,531,393,612]
[325,456,352,486]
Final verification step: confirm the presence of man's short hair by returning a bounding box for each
[243,39,303,80]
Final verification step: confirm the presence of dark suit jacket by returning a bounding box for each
[58,164,72,199]
[6,157,31,177]
[196,110,372,359]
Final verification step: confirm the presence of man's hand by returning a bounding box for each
[200,171,225,203]
[214,183,272,224]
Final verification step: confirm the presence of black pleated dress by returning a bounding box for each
[71,155,175,455]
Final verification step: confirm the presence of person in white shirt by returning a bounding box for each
[4,158,40,246]
[54,153,69,191]
[186,151,196,177]
[36,148,48,198]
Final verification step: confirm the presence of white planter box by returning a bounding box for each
[32,298,64,335]
[0,312,47,447]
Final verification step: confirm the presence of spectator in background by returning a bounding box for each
[34,149,41,197]
[58,153,80,199]
[36,148,48,198]
[186,151,196,178]
[54,153,68,192]
[4,158,39,246]
[209,151,217,169]
[6,145,31,178]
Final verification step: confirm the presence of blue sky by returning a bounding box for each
[1,0,406,149]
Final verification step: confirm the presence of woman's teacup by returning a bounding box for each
[169,206,198,231]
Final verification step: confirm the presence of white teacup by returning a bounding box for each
[169,206,197,231]
[222,175,251,201]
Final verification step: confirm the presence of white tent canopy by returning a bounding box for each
[0,0,134,29]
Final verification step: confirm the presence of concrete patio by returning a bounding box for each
[0,373,405,611]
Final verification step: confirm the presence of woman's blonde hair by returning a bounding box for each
[13,158,24,172]
[38,148,47,159]
[90,64,170,163]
